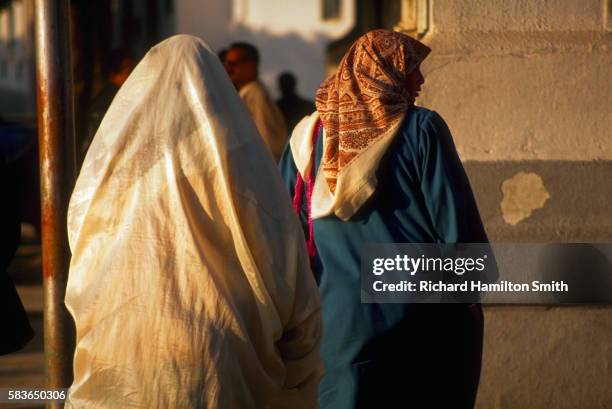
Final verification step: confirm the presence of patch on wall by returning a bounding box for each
[500,172,550,226]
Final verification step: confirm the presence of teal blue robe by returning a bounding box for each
[280,107,488,409]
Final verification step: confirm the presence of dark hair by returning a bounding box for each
[229,42,259,66]
[278,71,296,93]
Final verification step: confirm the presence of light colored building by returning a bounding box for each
[175,0,355,98]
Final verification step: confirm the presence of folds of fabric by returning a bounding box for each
[65,35,322,409]
[239,80,288,162]
[289,112,403,221]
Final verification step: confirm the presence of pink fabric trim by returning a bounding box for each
[292,120,323,264]
[293,171,304,215]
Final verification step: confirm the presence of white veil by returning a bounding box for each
[65,35,322,409]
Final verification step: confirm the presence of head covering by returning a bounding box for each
[66,35,321,409]
[290,30,430,220]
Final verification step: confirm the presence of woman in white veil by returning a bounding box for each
[65,35,322,409]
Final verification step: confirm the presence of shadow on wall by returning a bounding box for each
[223,25,330,100]
[539,244,612,304]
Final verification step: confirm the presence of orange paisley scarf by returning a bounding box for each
[315,29,431,194]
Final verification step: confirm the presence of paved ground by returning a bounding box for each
[1,225,45,409]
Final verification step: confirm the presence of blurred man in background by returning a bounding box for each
[223,42,287,162]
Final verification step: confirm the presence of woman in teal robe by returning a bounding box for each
[279,30,488,408]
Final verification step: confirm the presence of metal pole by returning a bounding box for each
[33,0,76,406]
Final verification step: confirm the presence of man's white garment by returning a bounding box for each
[65,35,322,409]
[239,80,288,161]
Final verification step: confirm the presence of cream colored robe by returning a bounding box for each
[239,80,288,162]
[65,35,322,409]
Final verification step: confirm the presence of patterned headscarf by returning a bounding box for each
[315,29,431,193]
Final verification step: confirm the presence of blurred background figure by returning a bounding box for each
[276,71,315,132]
[224,41,287,162]
[79,49,135,164]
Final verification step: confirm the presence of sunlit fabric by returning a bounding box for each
[65,35,322,409]
[239,80,288,162]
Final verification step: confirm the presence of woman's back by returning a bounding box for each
[280,107,487,408]
[66,35,322,409]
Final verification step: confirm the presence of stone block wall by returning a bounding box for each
[410,1,612,407]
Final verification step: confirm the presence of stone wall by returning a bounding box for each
[411,1,611,407]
